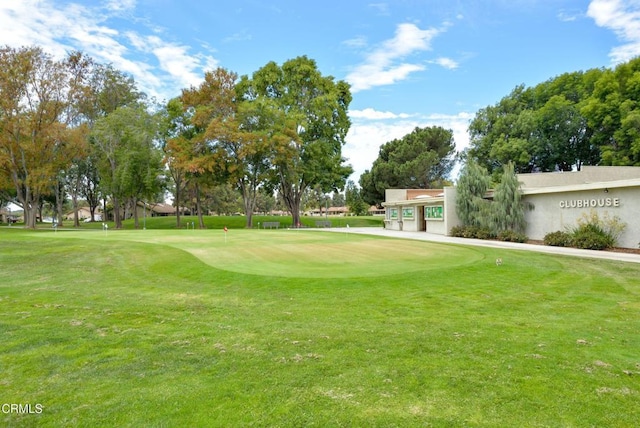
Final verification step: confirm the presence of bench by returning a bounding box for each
[315,221,332,228]
[263,221,280,229]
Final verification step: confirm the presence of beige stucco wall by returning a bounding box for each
[523,185,639,249]
[384,169,640,248]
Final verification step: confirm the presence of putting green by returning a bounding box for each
[40,229,484,278]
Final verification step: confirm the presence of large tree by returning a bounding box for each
[0,46,79,228]
[360,126,456,206]
[238,56,353,227]
[160,97,192,228]
[467,69,608,174]
[92,104,161,228]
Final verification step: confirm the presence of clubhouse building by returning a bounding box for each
[382,166,640,249]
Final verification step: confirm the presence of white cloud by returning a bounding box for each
[350,108,412,120]
[433,57,459,69]
[345,23,443,92]
[342,35,368,49]
[344,110,473,182]
[0,0,218,101]
[557,9,582,22]
[104,0,136,13]
[587,0,640,63]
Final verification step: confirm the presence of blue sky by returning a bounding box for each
[0,0,635,181]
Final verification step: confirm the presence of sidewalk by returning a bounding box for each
[326,227,640,264]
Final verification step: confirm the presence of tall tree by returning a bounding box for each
[160,97,192,228]
[491,161,526,233]
[345,180,368,216]
[92,104,159,229]
[0,46,73,228]
[179,68,239,228]
[455,160,491,228]
[360,126,456,206]
[238,56,353,227]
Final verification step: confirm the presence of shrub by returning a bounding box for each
[571,223,615,250]
[450,225,465,237]
[450,225,495,240]
[570,211,625,250]
[544,231,573,247]
[497,230,528,243]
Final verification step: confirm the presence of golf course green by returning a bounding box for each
[1,226,639,427]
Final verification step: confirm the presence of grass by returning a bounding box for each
[44,214,383,230]
[1,227,640,427]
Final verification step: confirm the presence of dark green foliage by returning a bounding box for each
[450,225,495,240]
[466,58,640,172]
[571,223,616,250]
[455,160,491,228]
[544,212,624,250]
[345,180,368,216]
[359,126,456,205]
[496,230,528,243]
[492,162,526,233]
[543,231,573,247]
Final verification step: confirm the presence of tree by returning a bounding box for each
[455,160,491,228]
[116,108,164,228]
[92,104,160,228]
[360,126,456,206]
[238,56,353,227]
[492,162,526,233]
[0,46,75,228]
[160,97,192,228]
[345,180,368,216]
[332,191,345,207]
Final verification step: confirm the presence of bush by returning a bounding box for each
[571,223,615,250]
[544,231,573,247]
[450,225,465,237]
[450,225,496,240]
[497,230,528,243]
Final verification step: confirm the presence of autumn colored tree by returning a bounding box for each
[0,46,78,228]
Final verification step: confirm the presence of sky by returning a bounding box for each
[0,0,636,183]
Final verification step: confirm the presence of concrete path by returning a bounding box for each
[323,227,640,264]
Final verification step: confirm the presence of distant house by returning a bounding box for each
[64,207,102,221]
[307,206,349,216]
[368,206,385,216]
[134,202,190,218]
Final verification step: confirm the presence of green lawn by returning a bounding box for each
[1,228,639,427]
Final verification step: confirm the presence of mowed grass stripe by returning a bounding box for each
[30,229,486,278]
[1,229,639,426]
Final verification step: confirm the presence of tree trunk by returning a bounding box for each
[241,181,257,229]
[55,179,64,227]
[72,194,80,228]
[113,195,122,229]
[174,176,182,229]
[281,182,303,228]
[132,197,139,229]
[195,183,205,229]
